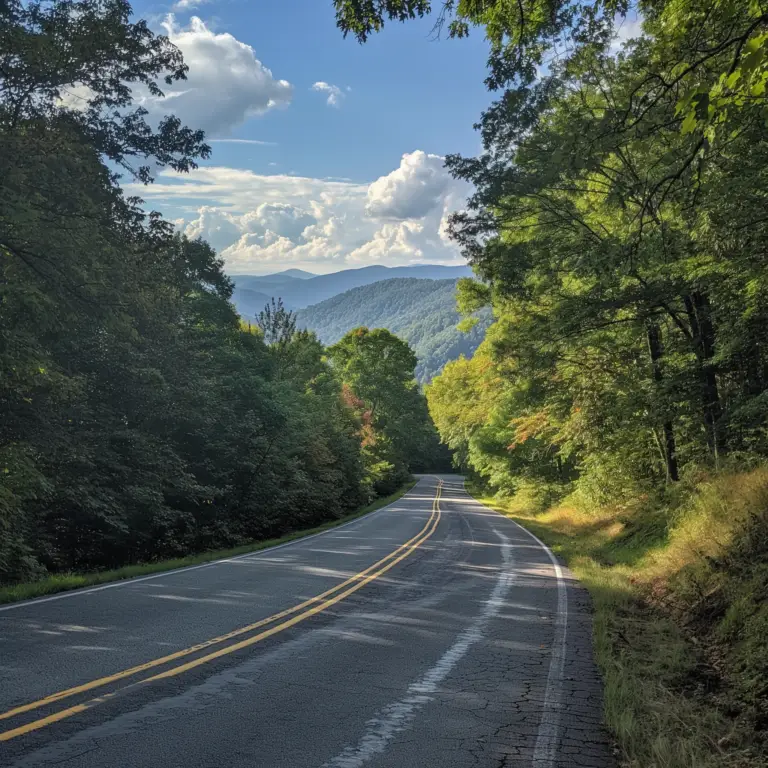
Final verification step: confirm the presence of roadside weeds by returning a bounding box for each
[468,469,768,768]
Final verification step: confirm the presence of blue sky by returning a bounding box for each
[125,0,494,274]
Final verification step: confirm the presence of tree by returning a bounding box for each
[328,328,445,493]
[256,297,297,346]
[329,327,418,417]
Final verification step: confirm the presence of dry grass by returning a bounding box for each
[471,467,768,768]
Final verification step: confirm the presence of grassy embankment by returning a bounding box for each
[470,467,768,768]
[0,479,418,606]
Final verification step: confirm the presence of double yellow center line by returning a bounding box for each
[0,480,443,742]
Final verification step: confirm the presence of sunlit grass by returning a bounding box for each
[0,480,418,606]
[470,467,768,768]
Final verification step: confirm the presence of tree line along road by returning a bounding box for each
[0,475,615,768]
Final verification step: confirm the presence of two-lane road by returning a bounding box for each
[0,475,615,767]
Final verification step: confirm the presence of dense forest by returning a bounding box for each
[297,278,490,382]
[0,0,443,585]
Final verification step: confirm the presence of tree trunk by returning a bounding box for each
[646,321,679,482]
[684,291,726,461]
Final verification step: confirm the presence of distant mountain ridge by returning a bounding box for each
[243,268,315,283]
[230,264,473,316]
[296,277,489,382]
[232,287,271,319]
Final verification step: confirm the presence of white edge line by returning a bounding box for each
[0,478,433,613]
[323,525,514,768]
[460,478,568,768]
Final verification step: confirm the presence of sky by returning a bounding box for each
[123,0,495,275]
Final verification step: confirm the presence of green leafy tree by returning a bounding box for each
[329,328,446,493]
[256,297,297,346]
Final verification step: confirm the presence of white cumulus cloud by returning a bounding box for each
[143,16,292,137]
[172,0,208,11]
[366,150,457,220]
[129,151,469,273]
[311,81,345,107]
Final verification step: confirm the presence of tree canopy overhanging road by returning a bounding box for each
[0,476,614,768]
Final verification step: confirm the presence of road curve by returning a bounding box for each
[0,475,615,767]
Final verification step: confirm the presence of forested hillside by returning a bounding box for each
[0,0,443,586]
[231,264,473,312]
[297,278,489,381]
[232,286,271,318]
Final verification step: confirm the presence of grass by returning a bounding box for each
[0,479,418,606]
[468,467,768,768]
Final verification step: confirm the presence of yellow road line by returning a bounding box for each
[0,483,439,725]
[143,487,442,684]
[0,481,442,742]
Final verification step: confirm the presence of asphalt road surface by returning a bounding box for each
[0,475,616,767]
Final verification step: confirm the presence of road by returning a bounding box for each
[0,475,615,767]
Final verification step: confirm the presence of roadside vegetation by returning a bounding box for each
[472,469,768,768]
[0,480,417,606]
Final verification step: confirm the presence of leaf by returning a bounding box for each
[681,109,698,135]
[675,87,698,116]
[741,46,766,76]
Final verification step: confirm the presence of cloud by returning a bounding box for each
[140,16,292,136]
[311,81,345,107]
[172,0,207,11]
[366,150,457,220]
[128,151,469,273]
[610,13,644,53]
[183,206,242,251]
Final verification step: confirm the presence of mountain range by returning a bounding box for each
[296,278,489,382]
[230,264,473,316]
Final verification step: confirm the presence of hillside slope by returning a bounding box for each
[297,278,489,382]
[231,287,271,318]
[232,264,473,311]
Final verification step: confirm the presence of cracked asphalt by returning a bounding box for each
[0,475,616,767]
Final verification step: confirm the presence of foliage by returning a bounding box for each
[296,277,490,382]
[329,328,450,494]
[475,466,768,767]
[0,0,445,584]
[0,480,416,605]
